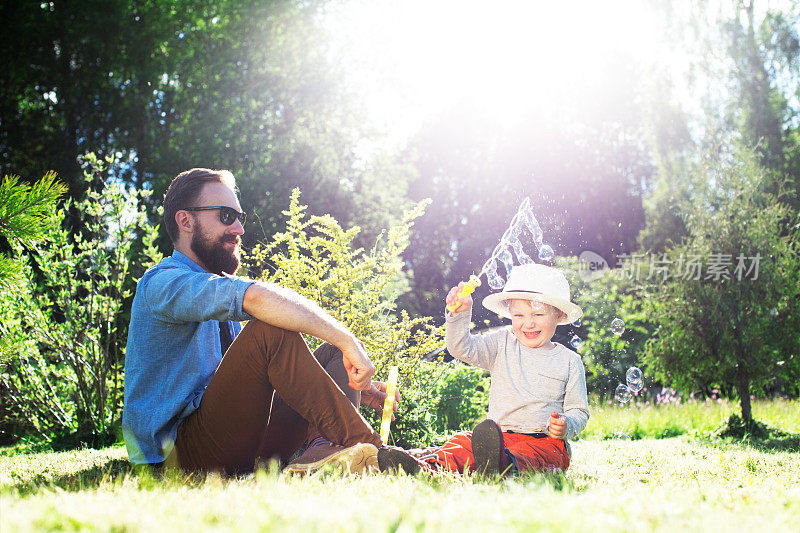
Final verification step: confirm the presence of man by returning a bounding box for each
[122,168,395,475]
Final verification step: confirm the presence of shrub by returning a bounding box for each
[0,155,161,447]
[243,189,447,447]
[0,171,67,368]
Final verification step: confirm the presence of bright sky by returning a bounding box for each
[323,0,798,145]
[324,0,666,142]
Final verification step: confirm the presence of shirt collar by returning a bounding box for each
[171,250,207,273]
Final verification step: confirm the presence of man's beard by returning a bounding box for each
[190,226,241,275]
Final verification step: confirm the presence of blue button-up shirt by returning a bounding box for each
[122,251,254,464]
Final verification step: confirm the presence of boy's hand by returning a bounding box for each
[446,282,473,314]
[548,411,567,440]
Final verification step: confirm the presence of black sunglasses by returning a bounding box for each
[184,206,247,226]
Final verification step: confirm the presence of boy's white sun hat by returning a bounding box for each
[482,263,582,325]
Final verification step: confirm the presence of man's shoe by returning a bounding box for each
[471,419,511,476]
[284,438,378,475]
[377,447,422,475]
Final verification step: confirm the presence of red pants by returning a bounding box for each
[431,430,570,474]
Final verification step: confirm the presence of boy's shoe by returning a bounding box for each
[284,437,378,475]
[471,419,512,476]
[377,447,423,475]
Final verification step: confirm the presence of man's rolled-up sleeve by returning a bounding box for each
[143,268,255,324]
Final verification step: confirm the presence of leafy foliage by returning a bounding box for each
[0,171,66,379]
[641,145,800,423]
[0,156,161,447]
[0,0,411,250]
[641,1,800,255]
[243,189,447,447]
[561,257,654,396]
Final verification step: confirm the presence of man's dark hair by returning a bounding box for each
[163,168,236,243]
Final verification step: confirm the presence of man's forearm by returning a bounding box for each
[242,282,356,349]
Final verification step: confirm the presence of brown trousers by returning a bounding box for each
[174,320,381,474]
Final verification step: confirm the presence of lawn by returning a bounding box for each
[1,400,799,532]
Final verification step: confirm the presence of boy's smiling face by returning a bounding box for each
[508,299,564,349]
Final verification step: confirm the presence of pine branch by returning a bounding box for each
[0,171,67,246]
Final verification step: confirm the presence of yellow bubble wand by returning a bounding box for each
[379,365,399,442]
[445,274,482,313]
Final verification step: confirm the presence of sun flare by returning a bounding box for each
[325,0,663,135]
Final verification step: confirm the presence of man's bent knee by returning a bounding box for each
[312,342,343,366]
[238,320,305,346]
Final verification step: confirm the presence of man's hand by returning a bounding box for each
[446,282,473,314]
[340,339,376,391]
[548,411,567,440]
[361,380,401,419]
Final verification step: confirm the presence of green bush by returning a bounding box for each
[243,189,448,447]
[0,155,161,447]
[425,362,490,433]
[0,171,67,370]
[559,257,654,397]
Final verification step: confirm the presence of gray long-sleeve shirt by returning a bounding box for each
[446,311,590,441]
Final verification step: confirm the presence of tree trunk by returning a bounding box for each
[737,370,752,424]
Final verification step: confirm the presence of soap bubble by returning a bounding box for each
[501,226,515,244]
[530,295,545,311]
[501,223,523,244]
[480,257,496,275]
[614,384,632,403]
[491,241,504,257]
[509,238,534,265]
[570,335,583,350]
[626,366,643,384]
[769,308,778,317]
[538,244,554,262]
[610,317,625,335]
[485,261,505,289]
[626,367,643,393]
[571,318,582,327]
[497,247,514,276]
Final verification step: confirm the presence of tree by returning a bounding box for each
[0,172,66,285]
[642,145,800,424]
[0,0,412,251]
[640,0,800,253]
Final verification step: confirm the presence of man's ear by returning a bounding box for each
[175,210,194,234]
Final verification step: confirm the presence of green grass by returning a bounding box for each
[1,400,799,532]
[581,397,800,441]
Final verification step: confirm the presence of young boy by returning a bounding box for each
[378,263,589,475]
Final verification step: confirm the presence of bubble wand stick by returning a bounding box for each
[379,365,399,442]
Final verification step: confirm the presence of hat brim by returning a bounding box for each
[482,291,582,325]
